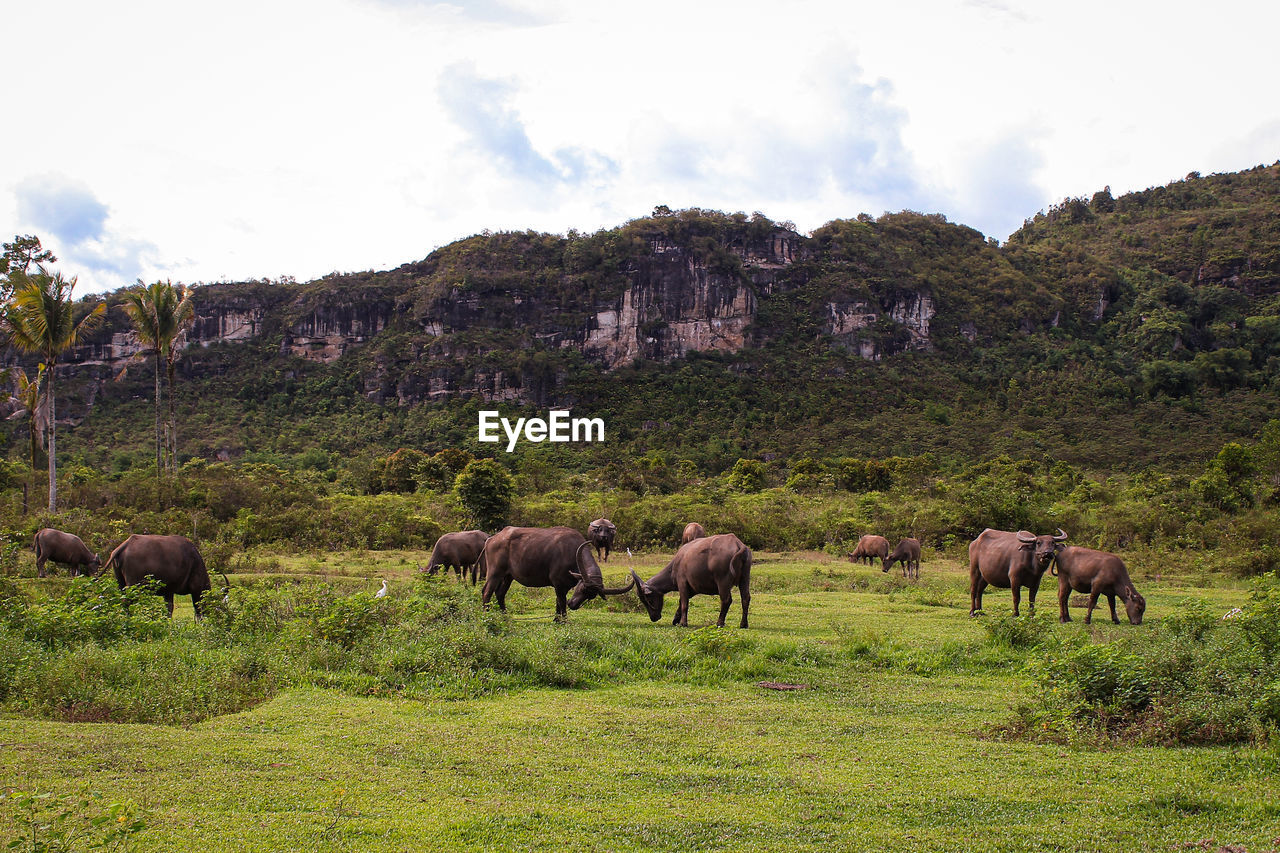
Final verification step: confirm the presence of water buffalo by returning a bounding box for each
[33,528,100,578]
[425,530,489,583]
[104,534,213,618]
[848,534,889,565]
[968,528,1068,617]
[587,518,617,561]
[478,526,634,621]
[882,537,922,580]
[1054,545,1146,624]
[629,533,752,628]
[681,522,706,545]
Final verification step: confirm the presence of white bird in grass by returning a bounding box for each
[376,579,388,598]
[626,548,633,558]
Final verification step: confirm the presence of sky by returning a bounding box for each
[3,0,1278,294]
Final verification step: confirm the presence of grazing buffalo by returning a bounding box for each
[425,530,489,583]
[630,533,752,628]
[33,528,100,578]
[587,518,617,561]
[968,528,1068,617]
[681,522,706,545]
[882,538,922,580]
[478,526,634,621]
[1054,546,1146,624]
[104,534,215,618]
[848,534,889,565]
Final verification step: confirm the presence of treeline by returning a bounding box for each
[3,419,1277,580]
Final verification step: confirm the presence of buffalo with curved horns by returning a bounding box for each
[103,534,220,618]
[680,522,706,545]
[968,528,1068,617]
[587,518,617,561]
[478,526,634,621]
[630,533,752,628]
[34,528,100,578]
[1054,545,1146,624]
[425,530,489,584]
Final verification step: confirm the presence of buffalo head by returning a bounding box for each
[1121,585,1146,624]
[630,569,664,621]
[567,542,634,609]
[1016,528,1068,572]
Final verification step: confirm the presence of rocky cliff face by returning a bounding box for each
[55,224,953,410]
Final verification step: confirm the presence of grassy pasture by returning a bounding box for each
[2,548,1277,851]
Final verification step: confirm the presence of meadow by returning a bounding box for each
[2,547,1278,852]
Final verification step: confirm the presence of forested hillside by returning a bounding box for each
[1,163,1279,563]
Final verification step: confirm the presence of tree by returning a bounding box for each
[120,280,195,473]
[120,284,165,474]
[1,235,57,302]
[2,266,105,511]
[454,459,515,531]
[5,366,47,513]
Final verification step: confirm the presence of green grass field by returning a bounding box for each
[3,550,1278,852]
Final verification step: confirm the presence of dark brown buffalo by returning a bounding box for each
[848,534,889,565]
[882,538,922,580]
[680,522,706,545]
[630,533,752,628]
[104,534,213,618]
[478,526,634,621]
[425,530,489,583]
[1054,545,1146,624]
[968,528,1068,617]
[34,528,100,578]
[587,518,617,561]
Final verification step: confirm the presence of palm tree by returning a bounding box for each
[120,282,165,474]
[161,283,195,472]
[2,266,105,512]
[16,366,47,512]
[4,366,47,513]
[121,281,194,473]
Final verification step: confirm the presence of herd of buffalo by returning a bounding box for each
[29,519,1146,627]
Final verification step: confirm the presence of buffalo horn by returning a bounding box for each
[630,569,650,594]
[599,575,636,596]
[1053,528,1069,541]
[1016,530,1036,543]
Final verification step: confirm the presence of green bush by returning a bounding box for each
[455,458,516,530]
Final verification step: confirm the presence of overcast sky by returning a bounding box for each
[3,0,1278,294]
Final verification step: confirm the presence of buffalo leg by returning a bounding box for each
[676,587,691,627]
[739,578,750,629]
[495,577,513,612]
[481,576,496,608]
[1012,585,1022,617]
[36,554,47,578]
[969,576,988,616]
[164,593,175,617]
[1058,581,1072,623]
[1085,592,1099,624]
[554,588,568,623]
[191,590,204,620]
[715,587,732,628]
[1107,594,1119,624]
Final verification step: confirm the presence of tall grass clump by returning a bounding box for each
[1001,572,1280,746]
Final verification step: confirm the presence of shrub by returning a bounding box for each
[455,459,516,530]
